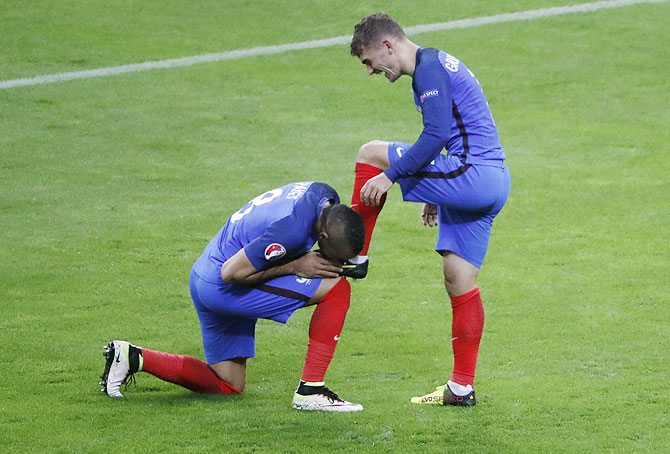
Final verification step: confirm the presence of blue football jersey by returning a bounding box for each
[192,182,339,283]
[384,47,506,182]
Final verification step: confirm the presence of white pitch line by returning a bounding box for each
[0,0,666,90]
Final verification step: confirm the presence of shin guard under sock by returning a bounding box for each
[301,278,351,382]
[141,349,241,394]
[450,287,485,387]
[351,162,387,256]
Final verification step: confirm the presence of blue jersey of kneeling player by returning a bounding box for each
[192,182,339,283]
[384,47,506,182]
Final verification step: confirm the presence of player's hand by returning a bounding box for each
[360,173,393,206]
[420,203,438,227]
[292,251,343,279]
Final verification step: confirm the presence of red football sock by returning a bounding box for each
[351,162,387,256]
[450,287,485,387]
[141,349,241,394]
[301,278,351,382]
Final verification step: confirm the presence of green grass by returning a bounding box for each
[1,1,669,452]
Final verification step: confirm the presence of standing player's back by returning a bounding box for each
[413,48,506,164]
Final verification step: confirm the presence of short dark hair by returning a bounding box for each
[323,204,365,257]
[350,12,406,57]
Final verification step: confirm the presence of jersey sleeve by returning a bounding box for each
[384,53,453,182]
[243,213,310,272]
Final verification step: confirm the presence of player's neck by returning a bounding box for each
[397,40,420,77]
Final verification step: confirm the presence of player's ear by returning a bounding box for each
[318,231,329,240]
[382,39,394,54]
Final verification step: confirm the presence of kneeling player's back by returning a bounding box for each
[192,182,338,282]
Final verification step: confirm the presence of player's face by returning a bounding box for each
[358,42,401,83]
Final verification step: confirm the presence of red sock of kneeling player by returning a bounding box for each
[301,278,351,383]
[351,162,387,256]
[450,287,485,387]
[141,349,241,394]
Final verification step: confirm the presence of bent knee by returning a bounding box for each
[357,140,390,169]
[443,275,477,297]
[442,255,479,297]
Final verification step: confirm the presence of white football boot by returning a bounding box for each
[99,340,142,397]
[292,381,364,412]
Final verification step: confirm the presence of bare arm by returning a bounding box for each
[220,249,343,285]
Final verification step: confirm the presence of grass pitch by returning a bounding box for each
[1,1,669,452]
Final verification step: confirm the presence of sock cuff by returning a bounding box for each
[355,162,384,178]
[450,287,480,306]
[219,379,242,394]
[323,277,350,300]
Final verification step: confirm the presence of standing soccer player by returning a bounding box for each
[345,13,511,406]
[100,181,366,412]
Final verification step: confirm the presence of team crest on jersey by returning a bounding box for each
[264,243,286,261]
[420,89,439,103]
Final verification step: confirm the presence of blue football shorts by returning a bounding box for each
[189,269,322,364]
[388,142,511,268]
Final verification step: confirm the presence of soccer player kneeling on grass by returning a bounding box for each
[100,182,366,412]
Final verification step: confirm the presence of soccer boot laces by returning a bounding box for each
[99,340,142,397]
[410,382,476,407]
[292,382,364,412]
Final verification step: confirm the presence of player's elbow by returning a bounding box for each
[220,262,245,285]
[220,249,259,285]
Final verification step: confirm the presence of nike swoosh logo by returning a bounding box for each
[333,335,340,341]
[115,351,121,363]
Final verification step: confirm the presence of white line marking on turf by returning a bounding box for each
[1,0,666,90]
